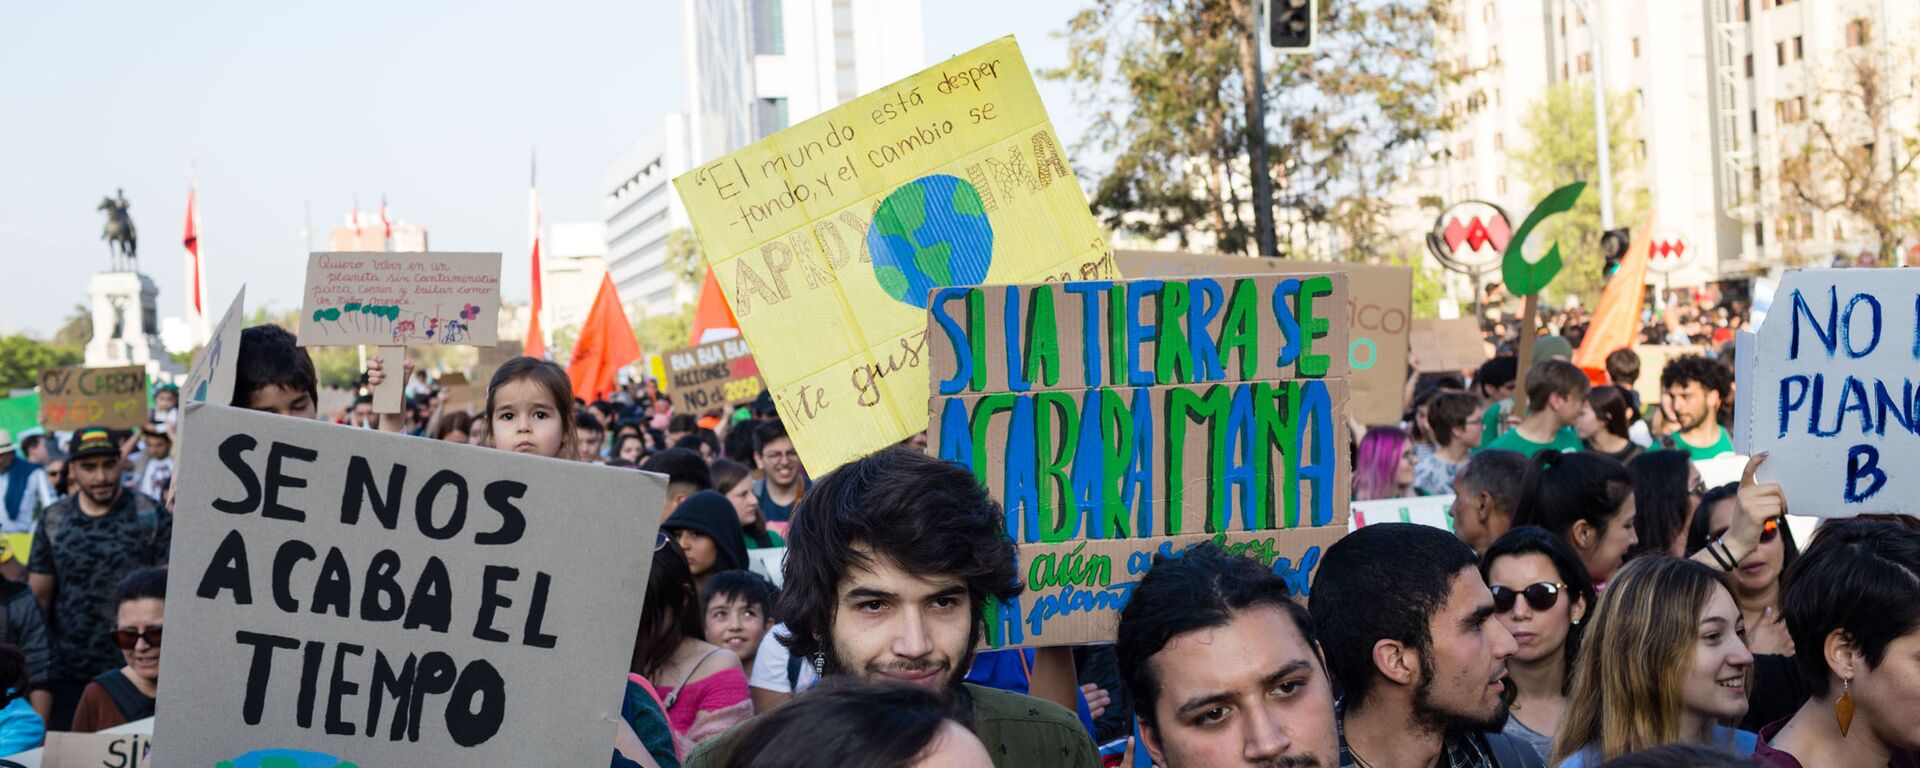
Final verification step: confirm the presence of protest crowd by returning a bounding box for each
[0,273,1914,768]
[8,26,1920,768]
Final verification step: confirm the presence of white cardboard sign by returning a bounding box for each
[1739,268,1920,516]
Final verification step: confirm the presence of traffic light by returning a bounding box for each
[1600,227,1631,278]
[1270,0,1315,52]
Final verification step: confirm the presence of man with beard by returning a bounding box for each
[1311,524,1540,768]
[28,426,170,730]
[1657,355,1733,460]
[687,447,1097,768]
[1116,542,1340,768]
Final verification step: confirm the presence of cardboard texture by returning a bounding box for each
[42,731,150,768]
[1115,250,1411,425]
[1740,269,1919,517]
[1732,329,1756,454]
[929,274,1352,647]
[440,372,473,415]
[1628,344,1707,412]
[373,345,407,413]
[1410,318,1488,373]
[39,365,146,431]
[158,404,668,766]
[662,337,764,412]
[1350,495,1455,531]
[989,526,1346,648]
[673,36,1119,476]
[298,252,502,348]
[183,286,246,406]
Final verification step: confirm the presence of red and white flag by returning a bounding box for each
[350,196,363,240]
[524,154,550,360]
[183,181,209,345]
[379,194,393,243]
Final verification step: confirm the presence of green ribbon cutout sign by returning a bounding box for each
[1500,182,1587,297]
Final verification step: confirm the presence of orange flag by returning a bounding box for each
[687,266,739,345]
[568,273,641,402]
[1573,213,1656,383]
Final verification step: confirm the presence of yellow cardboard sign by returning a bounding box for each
[673,36,1118,474]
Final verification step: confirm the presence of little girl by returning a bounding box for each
[480,358,673,767]
[484,357,578,460]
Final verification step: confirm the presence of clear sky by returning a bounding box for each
[0,1,1088,339]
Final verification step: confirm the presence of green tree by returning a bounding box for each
[1048,0,1456,260]
[634,303,697,355]
[1512,81,1647,304]
[664,228,704,287]
[0,335,83,391]
[1780,50,1920,266]
[53,305,91,348]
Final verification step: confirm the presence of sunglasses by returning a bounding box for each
[111,626,163,650]
[656,530,672,551]
[1711,517,1780,544]
[1689,480,1707,496]
[1490,582,1565,614]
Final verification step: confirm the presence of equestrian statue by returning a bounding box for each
[97,188,138,271]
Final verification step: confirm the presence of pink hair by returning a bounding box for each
[1353,426,1410,501]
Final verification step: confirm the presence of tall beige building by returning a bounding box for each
[1413,0,1919,288]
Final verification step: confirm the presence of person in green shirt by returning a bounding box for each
[685,449,1098,768]
[1658,354,1734,460]
[1480,358,1590,457]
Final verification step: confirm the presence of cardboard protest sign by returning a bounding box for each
[1351,495,1454,531]
[439,373,473,414]
[42,730,150,768]
[298,253,502,347]
[1629,344,1708,412]
[1115,250,1411,425]
[1410,318,1488,373]
[673,36,1119,475]
[662,337,763,412]
[158,404,667,766]
[928,274,1351,646]
[1736,269,1920,516]
[183,286,246,406]
[39,365,146,431]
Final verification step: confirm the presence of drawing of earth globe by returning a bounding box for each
[866,174,994,309]
[217,749,357,768]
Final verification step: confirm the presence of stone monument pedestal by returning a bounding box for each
[84,271,182,376]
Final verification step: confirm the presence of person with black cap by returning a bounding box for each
[27,426,169,730]
[664,491,750,592]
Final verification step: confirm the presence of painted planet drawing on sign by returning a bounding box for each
[867,174,995,309]
[217,749,358,768]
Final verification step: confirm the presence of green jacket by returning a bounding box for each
[686,682,1098,768]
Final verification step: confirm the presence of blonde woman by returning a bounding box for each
[1551,556,1759,766]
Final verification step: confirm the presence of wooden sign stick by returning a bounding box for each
[374,345,407,413]
[1513,293,1540,419]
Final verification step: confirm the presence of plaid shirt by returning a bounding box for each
[1336,704,1495,768]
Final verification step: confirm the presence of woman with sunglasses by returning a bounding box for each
[1481,527,1598,762]
[1552,556,1758,766]
[71,567,164,732]
[1687,483,1798,657]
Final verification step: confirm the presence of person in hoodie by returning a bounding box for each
[663,491,751,593]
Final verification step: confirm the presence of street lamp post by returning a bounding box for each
[1565,0,1616,233]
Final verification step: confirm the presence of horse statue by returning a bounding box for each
[97,189,138,271]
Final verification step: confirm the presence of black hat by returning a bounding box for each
[67,426,120,462]
[662,490,750,574]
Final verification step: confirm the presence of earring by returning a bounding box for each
[812,651,826,672]
[1837,677,1855,737]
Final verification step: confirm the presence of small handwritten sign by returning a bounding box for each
[928,274,1352,646]
[673,36,1118,476]
[1738,268,1920,517]
[40,364,147,431]
[298,252,501,348]
[662,337,763,412]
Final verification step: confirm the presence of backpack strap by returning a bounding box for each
[1483,732,1546,768]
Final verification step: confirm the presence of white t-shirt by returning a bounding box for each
[747,623,818,694]
[136,457,175,501]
